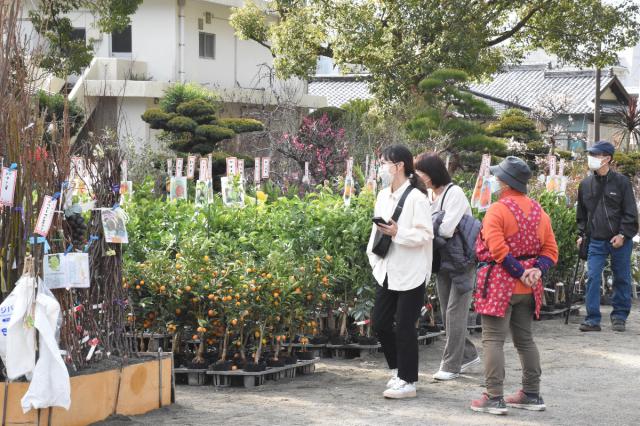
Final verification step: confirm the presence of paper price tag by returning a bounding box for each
[86,338,99,361]
[187,155,196,179]
[207,154,213,181]
[199,158,208,181]
[261,157,270,179]
[175,158,184,177]
[548,155,557,177]
[226,157,237,177]
[167,159,173,176]
[558,159,565,177]
[0,167,17,207]
[34,195,58,237]
[254,157,261,183]
[237,159,245,180]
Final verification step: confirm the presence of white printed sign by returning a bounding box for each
[199,158,208,181]
[207,154,213,181]
[237,159,245,180]
[175,158,184,177]
[34,195,58,237]
[548,155,557,177]
[43,253,90,289]
[254,157,261,183]
[187,155,196,179]
[226,157,237,177]
[261,157,270,179]
[0,167,17,207]
[167,159,173,176]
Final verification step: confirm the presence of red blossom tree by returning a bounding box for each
[277,113,348,182]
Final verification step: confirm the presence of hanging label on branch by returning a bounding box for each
[195,180,213,206]
[221,176,245,207]
[199,158,208,181]
[166,159,173,177]
[34,195,58,237]
[43,253,90,289]
[237,159,245,180]
[0,166,17,207]
[254,157,261,183]
[169,176,188,202]
[471,154,492,210]
[226,157,237,177]
[186,155,196,179]
[175,157,184,177]
[261,157,270,179]
[102,207,129,244]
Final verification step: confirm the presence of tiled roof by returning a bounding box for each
[308,76,372,107]
[469,65,621,115]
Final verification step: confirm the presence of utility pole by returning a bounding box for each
[594,67,601,142]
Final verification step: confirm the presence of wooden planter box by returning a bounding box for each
[1,354,173,426]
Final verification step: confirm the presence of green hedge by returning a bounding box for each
[217,118,264,133]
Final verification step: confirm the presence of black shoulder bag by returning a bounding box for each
[372,186,414,258]
[579,179,604,260]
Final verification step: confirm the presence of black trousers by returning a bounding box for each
[372,279,425,383]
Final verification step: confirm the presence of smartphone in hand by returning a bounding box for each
[372,217,389,226]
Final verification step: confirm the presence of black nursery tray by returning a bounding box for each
[174,359,319,388]
[417,331,444,345]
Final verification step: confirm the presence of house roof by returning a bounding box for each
[468,65,631,115]
[308,75,372,107]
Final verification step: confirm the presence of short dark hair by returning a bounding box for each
[414,153,451,188]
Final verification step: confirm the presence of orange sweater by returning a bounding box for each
[481,189,559,294]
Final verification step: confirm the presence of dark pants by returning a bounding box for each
[585,238,633,325]
[372,279,425,383]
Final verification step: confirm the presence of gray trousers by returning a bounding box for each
[436,269,478,373]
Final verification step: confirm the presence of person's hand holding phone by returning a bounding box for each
[373,217,398,237]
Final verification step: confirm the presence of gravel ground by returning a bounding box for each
[99,304,640,426]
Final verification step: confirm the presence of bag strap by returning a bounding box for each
[391,185,414,222]
[439,183,454,212]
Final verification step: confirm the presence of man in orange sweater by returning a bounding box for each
[470,156,558,415]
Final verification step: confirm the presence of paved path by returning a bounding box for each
[99,304,639,425]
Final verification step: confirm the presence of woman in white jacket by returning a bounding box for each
[367,145,433,399]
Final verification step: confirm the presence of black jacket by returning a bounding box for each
[577,170,639,240]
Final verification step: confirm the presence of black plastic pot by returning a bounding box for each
[296,351,315,360]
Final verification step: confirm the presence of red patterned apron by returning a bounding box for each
[474,197,544,318]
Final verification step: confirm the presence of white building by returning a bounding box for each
[22,0,325,149]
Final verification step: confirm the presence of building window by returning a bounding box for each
[199,32,215,59]
[112,25,132,53]
[70,28,86,43]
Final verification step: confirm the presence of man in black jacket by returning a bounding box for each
[577,141,639,332]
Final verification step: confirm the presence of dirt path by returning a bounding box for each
[99,305,640,426]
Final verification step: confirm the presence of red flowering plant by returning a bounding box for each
[277,113,349,182]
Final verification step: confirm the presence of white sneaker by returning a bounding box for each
[433,370,460,381]
[460,356,481,373]
[386,368,399,388]
[383,380,417,399]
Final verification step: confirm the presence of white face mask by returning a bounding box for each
[588,155,604,171]
[379,163,394,188]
